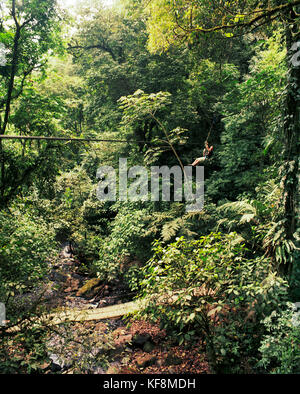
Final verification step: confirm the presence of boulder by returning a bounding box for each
[131,333,151,348]
[64,276,80,293]
[164,353,182,366]
[49,271,69,283]
[49,353,72,372]
[76,278,103,298]
[143,341,155,353]
[136,354,157,369]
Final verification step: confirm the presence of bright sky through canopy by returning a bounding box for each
[58,0,115,9]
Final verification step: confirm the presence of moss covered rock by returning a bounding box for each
[76,278,103,298]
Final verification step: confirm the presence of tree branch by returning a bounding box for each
[68,43,117,62]
[173,0,300,34]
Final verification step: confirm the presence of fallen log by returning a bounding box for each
[46,301,140,325]
[7,301,141,332]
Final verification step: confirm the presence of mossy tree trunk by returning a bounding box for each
[281,8,300,275]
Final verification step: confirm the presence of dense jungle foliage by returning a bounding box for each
[0,0,299,374]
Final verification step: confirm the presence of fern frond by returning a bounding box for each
[161,215,197,242]
[144,211,172,237]
[216,218,229,231]
[162,217,182,241]
[240,213,256,224]
[218,201,257,216]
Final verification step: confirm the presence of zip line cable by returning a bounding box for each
[0,133,214,172]
[0,135,162,145]
[0,134,204,147]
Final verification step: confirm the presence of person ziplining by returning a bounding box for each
[190,116,216,166]
[191,140,214,166]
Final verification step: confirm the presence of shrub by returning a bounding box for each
[0,209,56,299]
[0,326,49,374]
[138,232,289,373]
[124,264,145,292]
[257,303,300,374]
[289,248,300,301]
[0,207,57,373]
[92,204,152,281]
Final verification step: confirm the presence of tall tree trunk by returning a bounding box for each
[281,9,300,275]
[0,0,20,199]
[1,0,20,135]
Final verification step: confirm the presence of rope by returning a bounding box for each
[0,134,203,147]
[0,135,165,145]
[205,122,214,143]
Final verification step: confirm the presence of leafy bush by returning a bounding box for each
[0,326,49,374]
[124,264,145,292]
[214,178,299,274]
[0,208,56,299]
[0,207,57,373]
[138,232,289,373]
[92,204,152,281]
[289,249,300,301]
[257,303,300,373]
